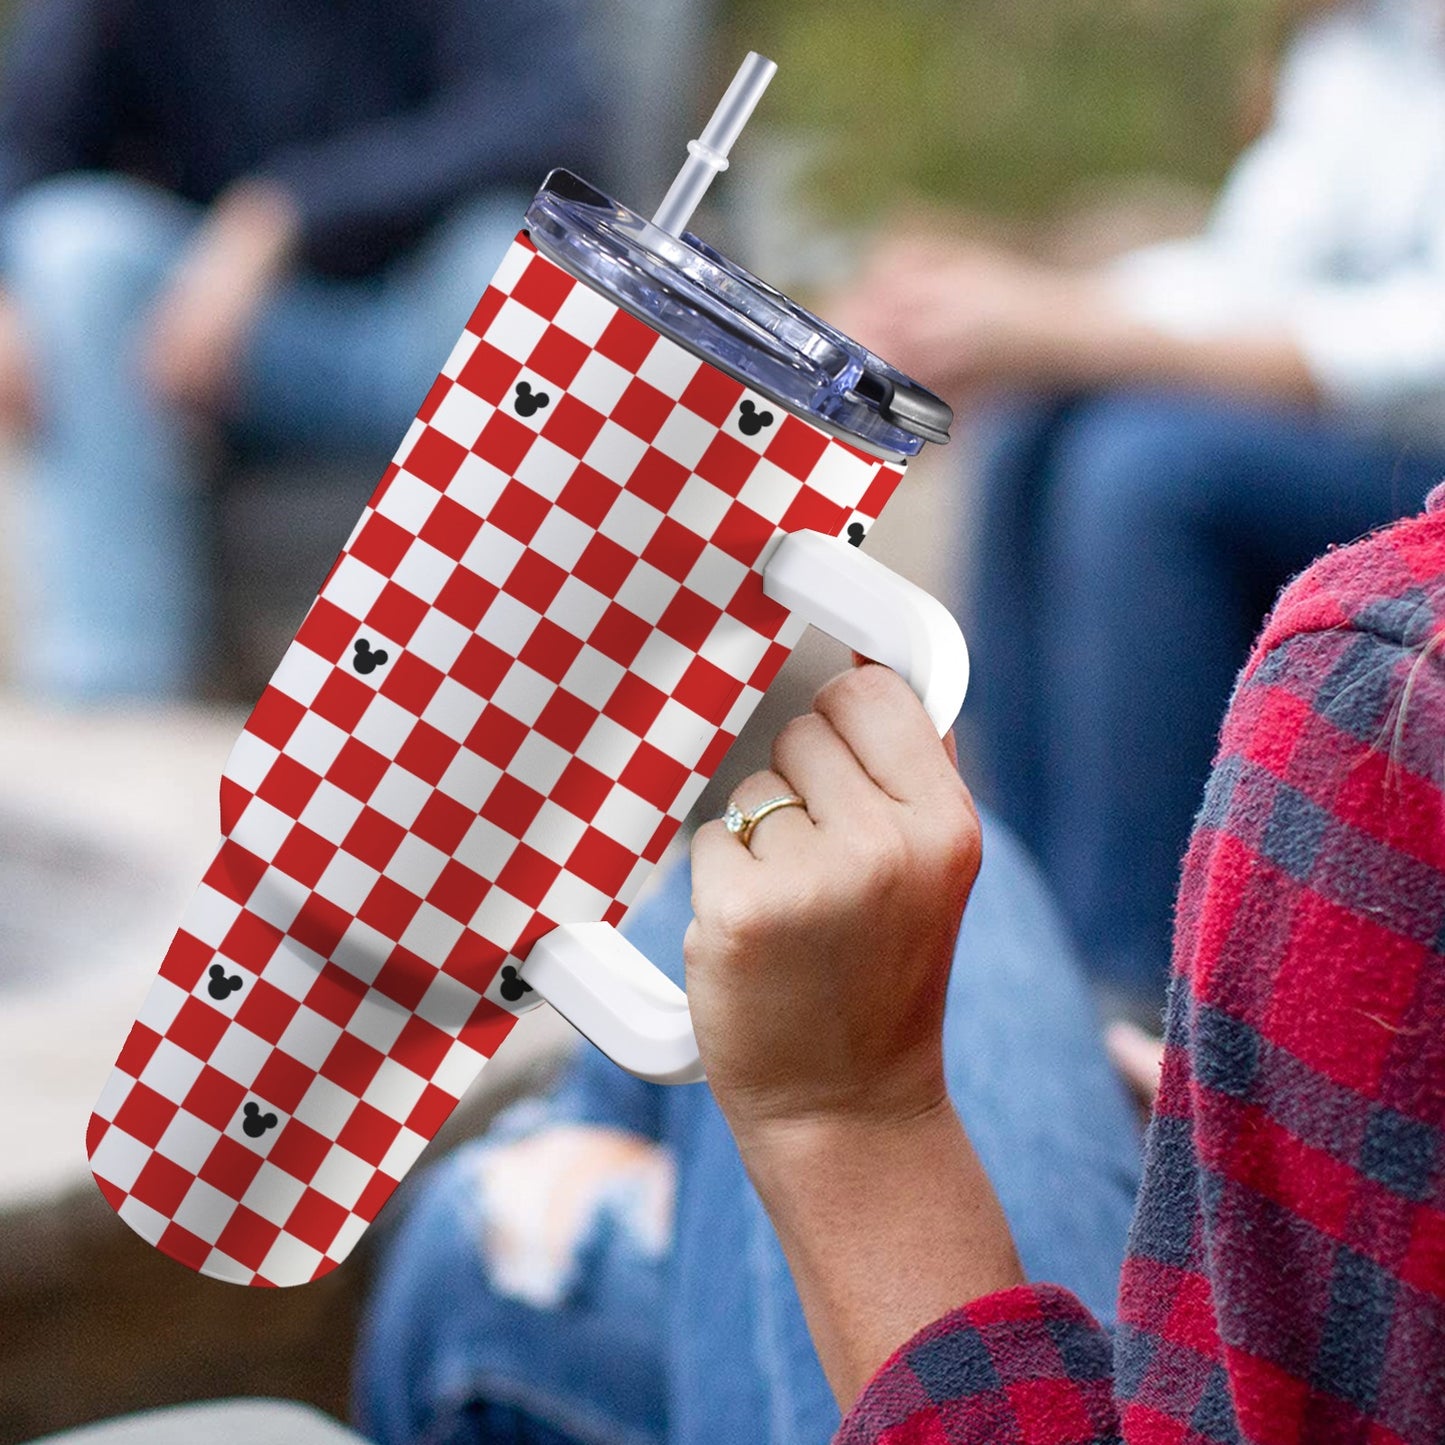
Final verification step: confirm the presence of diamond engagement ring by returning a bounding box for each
[722,793,807,847]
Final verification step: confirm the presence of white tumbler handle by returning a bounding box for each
[522,531,969,1083]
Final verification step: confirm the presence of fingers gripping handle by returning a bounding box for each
[523,531,970,1084]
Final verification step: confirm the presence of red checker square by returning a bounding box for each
[200,1136,267,1198]
[465,287,505,340]
[235,978,303,1046]
[435,566,499,631]
[496,842,561,908]
[427,861,490,923]
[619,742,690,811]
[695,729,736,780]
[604,899,627,926]
[214,1204,281,1270]
[246,689,306,752]
[519,617,584,683]
[320,1032,387,1095]
[611,378,673,442]
[298,598,364,664]
[550,758,613,820]
[567,828,636,895]
[204,840,268,902]
[168,996,231,1060]
[725,575,788,635]
[657,587,720,650]
[403,427,468,491]
[765,414,830,479]
[182,1067,246,1133]
[453,634,512,699]
[368,463,401,507]
[372,950,435,1012]
[780,488,846,536]
[641,516,708,583]
[642,817,677,863]
[558,465,620,526]
[589,603,651,668]
[474,411,536,475]
[265,1117,330,1184]
[603,672,668,736]
[113,1082,179,1148]
[407,1083,457,1139]
[131,1153,195,1216]
[711,499,773,564]
[534,689,596,752]
[393,1015,455,1080]
[505,549,567,612]
[462,999,519,1059]
[115,1022,163,1080]
[252,1049,316,1114]
[350,513,412,576]
[354,1171,400,1223]
[527,325,589,387]
[573,533,636,597]
[747,640,793,692]
[674,656,745,721]
[858,466,904,516]
[311,671,372,732]
[480,773,547,834]
[413,791,475,854]
[327,738,390,803]
[273,825,338,890]
[466,706,528,769]
[1007,1378,1098,1441]
[511,257,575,319]
[414,374,449,425]
[627,448,689,511]
[489,480,550,544]
[288,894,353,963]
[337,1102,404,1168]
[307,963,367,1027]
[679,364,741,425]
[159,931,214,990]
[595,309,657,370]
[220,911,284,972]
[419,495,485,561]
[357,876,426,939]
[368,580,429,645]
[219,778,251,837]
[287,1187,350,1253]
[541,394,607,458]
[342,807,406,871]
[694,433,762,499]
[456,337,518,405]
[157,1223,212,1273]
[394,718,463,787]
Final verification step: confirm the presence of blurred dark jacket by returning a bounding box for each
[0,0,603,276]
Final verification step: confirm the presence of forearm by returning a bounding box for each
[735,1098,1025,1412]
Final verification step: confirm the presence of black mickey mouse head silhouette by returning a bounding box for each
[499,965,533,1003]
[207,963,243,1000]
[241,1101,278,1138]
[847,522,866,548]
[738,399,774,436]
[352,638,389,675]
[513,381,551,417]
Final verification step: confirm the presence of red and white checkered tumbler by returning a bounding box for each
[86,156,966,1283]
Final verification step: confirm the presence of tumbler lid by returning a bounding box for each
[525,170,952,460]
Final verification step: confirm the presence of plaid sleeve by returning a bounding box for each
[834,1285,1120,1445]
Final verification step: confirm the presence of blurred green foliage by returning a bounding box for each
[720,0,1290,222]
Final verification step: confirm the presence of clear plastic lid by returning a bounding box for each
[524,170,952,460]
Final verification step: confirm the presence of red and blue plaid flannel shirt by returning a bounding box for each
[837,496,1445,1444]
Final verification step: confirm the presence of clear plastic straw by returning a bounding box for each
[651,51,777,237]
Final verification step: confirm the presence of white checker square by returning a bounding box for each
[598,489,664,554]
[422,676,488,743]
[173,1179,236,1244]
[223,731,280,795]
[539,869,611,925]
[391,417,427,471]
[182,885,244,948]
[376,467,443,534]
[208,1023,273,1090]
[522,801,588,865]
[392,539,453,605]
[737,458,802,524]
[227,1096,289,1158]
[245,878,305,935]
[347,990,411,1055]
[287,711,349,776]
[585,420,649,486]
[315,849,383,913]
[474,590,541,656]
[561,644,625,710]
[260,1234,325,1285]
[326,554,388,619]
[685,545,750,611]
[415,970,484,1031]
[568,350,632,414]
[428,385,491,449]
[441,328,479,379]
[93,1067,134,1123]
[723,681,769,736]
[577,714,641,780]
[513,434,576,497]
[278,1008,345,1072]
[646,698,713,770]
[439,749,503,811]
[117,1196,167,1246]
[270,644,332,708]
[346,629,403,692]
[614,560,675,626]
[811,444,876,504]
[455,816,517,880]
[632,631,694,693]
[91,1123,150,1190]
[399,904,463,965]
[379,1126,431,1181]
[552,283,614,345]
[617,857,655,908]
[672,474,731,538]
[726,389,783,452]
[363,1058,430,1118]
[368,766,433,829]
[461,520,527,588]
[490,242,531,295]
[550,576,610,641]
[143,1037,206,1100]
[652,405,715,469]
[194,956,252,1019]
[698,620,770,682]
[388,834,451,897]
[137,976,188,1038]
[299,781,365,846]
[469,888,533,951]
[353,693,418,758]
[528,505,592,571]
[261,939,326,1003]
[432,1038,488,1095]
[636,338,701,399]
[310,1146,374,1211]
[244,1163,307,1227]
[408,609,473,674]
[509,731,570,794]
[448,452,512,521]
[667,769,711,822]
[488,297,548,361]
[332,918,394,986]
[329,1214,369,1265]
[491,662,553,728]
[293,1075,359,1139]
[593,788,665,854]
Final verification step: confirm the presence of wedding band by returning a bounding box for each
[722,794,807,848]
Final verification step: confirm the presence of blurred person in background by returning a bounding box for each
[0,0,600,702]
[836,0,1445,1014]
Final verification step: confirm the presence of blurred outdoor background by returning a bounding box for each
[0,0,1391,1440]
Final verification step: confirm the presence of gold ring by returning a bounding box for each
[722,793,807,847]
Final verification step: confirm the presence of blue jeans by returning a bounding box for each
[963,389,1445,1010]
[0,171,527,700]
[353,809,1143,1445]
